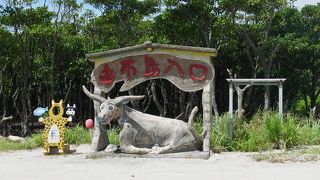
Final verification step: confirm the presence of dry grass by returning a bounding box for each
[252,146,320,163]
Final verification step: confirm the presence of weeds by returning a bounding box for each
[282,115,299,149]
[264,113,282,149]
[252,146,320,163]
[107,127,120,145]
[65,125,91,145]
[0,125,91,152]
[0,139,38,151]
[208,112,320,152]
[210,114,230,152]
[3,111,320,153]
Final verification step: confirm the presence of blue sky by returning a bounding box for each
[295,0,319,9]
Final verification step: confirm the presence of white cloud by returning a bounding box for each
[294,0,319,9]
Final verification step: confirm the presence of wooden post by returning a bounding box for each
[228,82,233,139]
[90,86,109,152]
[279,82,283,121]
[202,82,212,154]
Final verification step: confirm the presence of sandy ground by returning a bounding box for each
[0,145,320,180]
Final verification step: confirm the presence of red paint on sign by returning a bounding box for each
[96,54,212,92]
[189,64,208,81]
[143,56,160,77]
[164,58,184,77]
[120,58,137,80]
[99,64,115,85]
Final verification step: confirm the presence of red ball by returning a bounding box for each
[85,119,94,129]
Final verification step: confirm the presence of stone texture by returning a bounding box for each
[83,86,202,155]
[86,150,210,160]
[8,135,25,142]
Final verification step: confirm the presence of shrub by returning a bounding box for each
[0,139,38,151]
[107,128,120,145]
[65,125,91,145]
[28,131,44,146]
[282,115,299,149]
[233,122,269,152]
[210,114,232,152]
[193,116,203,135]
[3,111,320,153]
[264,113,282,149]
[298,119,320,145]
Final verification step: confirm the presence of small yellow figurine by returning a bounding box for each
[39,100,71,154]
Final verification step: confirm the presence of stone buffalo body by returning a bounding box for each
[83,86,203,154]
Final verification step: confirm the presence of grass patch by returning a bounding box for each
[65,125,91,145]
[264,113,282,149]
[0,132,44,152]
[210,114,231,152]
[0,138,39,152]
[107,128,120,145]
[193,116,203,135]
[3,111,320,155]
[204,111,320,152]
[0,125,91,152]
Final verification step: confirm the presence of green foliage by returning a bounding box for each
[28,131,44,146]
[193,116,203,135]
[65,125,91,145]
[0,0,320,144]
[210,114,231,152]
[107,128,120,145]
[233,122,269,152]
[0,125,91,151]
[264,113,282,149]
[206,112,320,152]
[32,125,92,146]
[0,139,38,152]
[282,115,299,149]
[0,132,44,152]
[298,120,320,145]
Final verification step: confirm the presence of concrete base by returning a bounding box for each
[47,144,76,155]
[86,150,211,160]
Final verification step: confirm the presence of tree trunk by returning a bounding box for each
[237,90,244,119]
[151,81,164,116]
[179,90,186,119]
[264,85,270,111]
[160,80,168,117]
[263,71,271,111]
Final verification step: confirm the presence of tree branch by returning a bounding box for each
[243,84,252,92]
[0,116,13,125]
[0,63,7,95]
[263,9,275,39]
[151,81,164,116]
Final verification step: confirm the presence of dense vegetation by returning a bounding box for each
[2,112,320,153]
[0,0,320,139]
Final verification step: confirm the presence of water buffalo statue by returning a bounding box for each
[83,86,202,154]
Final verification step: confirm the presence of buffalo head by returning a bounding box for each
[82,86,144,125]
